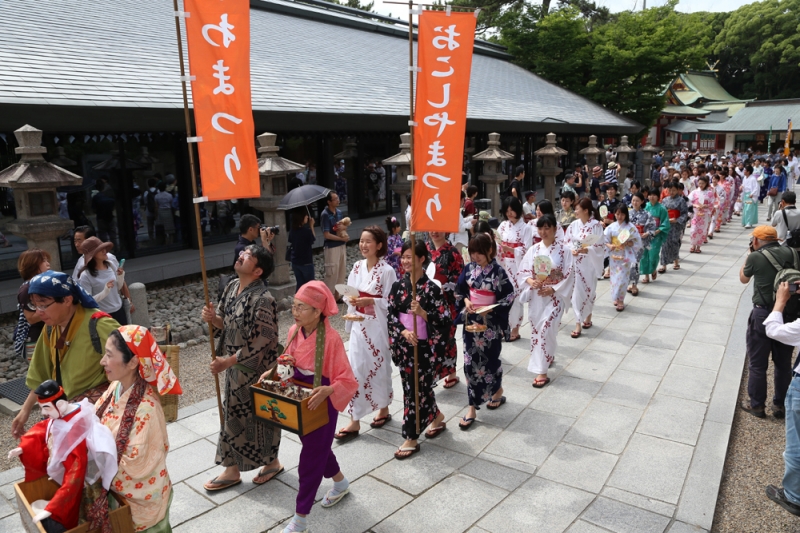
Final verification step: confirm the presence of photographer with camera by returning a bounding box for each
[234,215,275,268]
[772,191,800,247]
[740,225,797,419]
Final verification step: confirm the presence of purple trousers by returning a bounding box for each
[294,371,340,514]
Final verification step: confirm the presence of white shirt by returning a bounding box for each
[523,202,536,216]
[764,312,800,365]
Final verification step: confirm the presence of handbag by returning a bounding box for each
[769,187,779,197]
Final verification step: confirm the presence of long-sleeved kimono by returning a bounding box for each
[688,187,715,247]
[640,201,670,276]
[455,260,514,408]
[517,241,574,375]
[660,194,689,265]
[427,240,465,380]
[497,219,533,333]
[723,177,735,222]
[742,175,760,227]
[386,234,404,278]
[603,221,643,303]
[215,278,281,472]
[345,258,397,421]
[628,208,655,285]
[528,219,565,244]
[387,273,451,440]
[712,183,727,232]
[285,321,358,515]
[564,219,604,324]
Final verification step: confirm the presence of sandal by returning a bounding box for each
[394,444,421,460]
[630,287,639,296]
[425,423,447,439]
[253,465,284,485]
[571,329,581,338]
[532,377,551,388]
[443,376,460,389]
[582,321,592,329]
[204,476,242,491]
[486,396,506,410]
[369,415,392,428]
[673,264,680,270]
[641,278,650,284]
[508,334,521,342]
[627,287,633,293]
[321,487,350,508]
[334,428,360,441]
[616,304,625,312]
[459,416,475,430]
[652,271,657,281]
[657,267,666,274]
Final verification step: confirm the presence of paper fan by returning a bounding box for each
[599,205,608,219]
[580,233,601,247]
[475,303,500,315]
[533,255,553,280]
[617,228,631,244]
[334,284,360,299]
[426,262,441,288]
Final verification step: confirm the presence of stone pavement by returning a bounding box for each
[0,214,754,533]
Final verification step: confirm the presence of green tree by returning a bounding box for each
[323,0,375,12]
[712,0,800,100]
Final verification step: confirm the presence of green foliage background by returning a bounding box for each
[459,0,800,130]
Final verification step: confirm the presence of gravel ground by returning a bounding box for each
[713,358,800,532]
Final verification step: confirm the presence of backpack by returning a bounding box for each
[146,190,156,215]
[759,247,800,321]
[781,209,800,249]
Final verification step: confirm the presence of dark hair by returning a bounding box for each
[18,249,52,281]
[676,182,685,191]
[109,330,136,364]
[501,196,524,221]
[158,181,167,192]
[537,200,555,217]
[80,255,111,278]
[385,216,400,232]
[466,185,478,198]
[536,214,557,229]
[361,225,387,258]
[468,233,495,261]
[474,220,493,236]
[745,165,754,175]
[560,191,576,204]
[326,191,338,204]
[614,204,630,223]
[782,191,797,205]
[630,180,641,190]
[74,225,95,239]
[291,210,308,230]
[246,244,274,279]
[147,178,158,187]
[515,165,525,177]
[648,188,661,198]
[239,214,261,235]
[400,240,428,261]
[565,172,575,182]
[575,197,599,220]
[632,192,645,203]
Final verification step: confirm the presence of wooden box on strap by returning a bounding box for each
[14,476,134,533]
[154,344,180,423]
[250,375,327,436]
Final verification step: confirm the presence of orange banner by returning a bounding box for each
[184,0,259,201]
[411,11,476,233]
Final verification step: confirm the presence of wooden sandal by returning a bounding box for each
[369,415,392,428]
[582,321,592,329]
[394,444,421,460]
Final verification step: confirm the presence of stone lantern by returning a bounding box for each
[473,133,514,215]
[0,125,81,270]
[661,130,678,163]
[534,133,568,203]
[579,135,603,169]
[250,132,304,300]
[383,133,411,231]
[640,139,660,187]
[614,136,636,183]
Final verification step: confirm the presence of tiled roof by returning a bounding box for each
[698,99,800,134]
[0,0,641,132]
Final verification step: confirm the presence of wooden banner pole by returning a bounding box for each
[408,0,421,436]
[171,0,224,426]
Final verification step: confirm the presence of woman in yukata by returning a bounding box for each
[603,205,643,312]
[564,198,604,338]
[496,196,533,342]
[336,227,397,441]
[387,241,451,460]
[517,215,574,388]
[455,233,515,430]
[627,193,655,296]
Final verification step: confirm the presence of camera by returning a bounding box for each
[261,225,280,236]
[748,237,754,253]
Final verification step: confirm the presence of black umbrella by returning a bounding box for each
[277,184,330,210]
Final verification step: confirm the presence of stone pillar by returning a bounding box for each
[129,282,150,328]
[473,133,514,216]
[641,141,659,187]
[0,125,81,271]
[579,135,604,169]
[251,133,305,300]
[534,133,568,203]
[384,133,411,231]
[614,135,636,184]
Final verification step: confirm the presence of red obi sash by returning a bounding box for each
[356,291,380,316]
[668,209,680,220]
[399,312,427,339]
[500,241,524,259]
[469,288,496,307]
[533,236,542,244]
[653,217,661,228]
[634,224,644,235]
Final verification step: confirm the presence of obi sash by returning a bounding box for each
[500,241,523,259]
[399,312,427,339]
[668,209,680,220]
[634,224,644,235]
[533,236,542,244]
[653,217,660,228]
[356,291,380,316]
[470,288,496,307]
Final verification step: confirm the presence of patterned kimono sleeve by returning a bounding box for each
[345,263,359,334]
[495,264,515,307]
[550,247,574,301]
[455,265,470,310]
[644,212,657,236]
[516,247,535,302]
[423,280,450,330]
[387,280,405,365]
[655,205,670,234]
[627,224,644,256]
[677,199,689,225]
[235,293,279,373]
[376,264,398,314]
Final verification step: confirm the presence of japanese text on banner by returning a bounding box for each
[411,11,476,233]
[185,0,259,201]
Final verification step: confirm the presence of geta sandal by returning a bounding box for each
[486,396,506,410]
[204,476,241,491]
[459,416,475,430]
[253,465,284,485]
[582,321,592,329]
[571,330,581,338]
[657,267,666,274]
[394,444,421,460]
[443,375,460,389]
[631,287,639,296]
[424,423,447,439]
[532,377,551,388]
[369,414,392,428]
[333,428,360,441]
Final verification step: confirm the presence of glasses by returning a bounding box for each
[238,251,254,262]
[33,300,59,312]
[291,304,313,313]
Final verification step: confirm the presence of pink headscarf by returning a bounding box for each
[295,281,339,316]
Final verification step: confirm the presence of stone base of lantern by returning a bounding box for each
[8,217,73,271]
[478,174,507,217]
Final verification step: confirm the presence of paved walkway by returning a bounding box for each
[0,211,754,533]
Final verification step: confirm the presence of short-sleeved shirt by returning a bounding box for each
[590,178,601,201]
[744,243,798,307]
[321,207,344,248]
[463,199,476,216]
[288,227,316,265]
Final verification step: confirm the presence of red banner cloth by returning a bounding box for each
[184,0,260,201]
[411,11,476,233]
